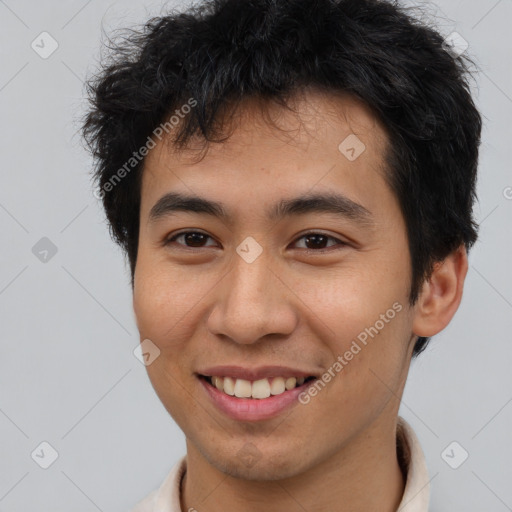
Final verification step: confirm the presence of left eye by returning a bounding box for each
[165,231,345,251]
[293,233,345,251]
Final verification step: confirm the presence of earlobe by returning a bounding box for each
[412,245,469,338]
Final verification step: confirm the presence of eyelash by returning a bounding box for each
[164,230,347,253]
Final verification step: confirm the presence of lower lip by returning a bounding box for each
[199,377,313,421]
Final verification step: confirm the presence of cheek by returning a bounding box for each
[133,256,204,341]
[133,262,204,422]
[144,359,201,437]
[315,314,412,439]
[295,263,411,399]
[292,260,407,337]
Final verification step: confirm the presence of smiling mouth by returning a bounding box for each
[199,374,317,399]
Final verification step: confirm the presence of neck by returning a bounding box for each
[181,414,406,512]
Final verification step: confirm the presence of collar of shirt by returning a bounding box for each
[132,416,430,512]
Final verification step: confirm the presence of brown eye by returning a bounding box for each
[165,231,218,248]
[293,232,346,251]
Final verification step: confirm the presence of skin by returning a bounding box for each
[133,88,468,512]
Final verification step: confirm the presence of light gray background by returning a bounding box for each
[0,0,511,510]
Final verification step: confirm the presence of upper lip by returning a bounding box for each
[197,365,319,381]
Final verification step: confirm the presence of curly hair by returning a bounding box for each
[82,0,482,357]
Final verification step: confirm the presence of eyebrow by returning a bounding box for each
[148,191,375,227]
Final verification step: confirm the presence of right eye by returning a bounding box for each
[164,230,219,249]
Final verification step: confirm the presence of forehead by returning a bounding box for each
[140,89,391,219]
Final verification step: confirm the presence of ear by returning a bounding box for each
[412,245,468,337]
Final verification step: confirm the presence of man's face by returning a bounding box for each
[133,90,417,480]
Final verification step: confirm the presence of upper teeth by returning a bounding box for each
[210,376,306,399]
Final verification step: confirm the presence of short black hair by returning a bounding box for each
[82,0,482,357]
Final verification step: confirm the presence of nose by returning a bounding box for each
[206,249,299,345]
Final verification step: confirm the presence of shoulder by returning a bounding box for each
[396,416,431,512]
[130,489,158,512]
[130,456,187,512]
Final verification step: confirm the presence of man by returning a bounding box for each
[82,0,482,510]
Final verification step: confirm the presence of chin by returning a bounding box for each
[202,443,311,481]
